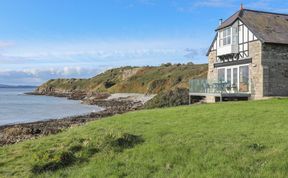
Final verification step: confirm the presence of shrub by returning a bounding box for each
[100,132,144,152]
[144,88,189,109]
[161,63,172,67]
[103,80,116,88]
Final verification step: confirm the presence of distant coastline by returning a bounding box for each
[0,84,37,88]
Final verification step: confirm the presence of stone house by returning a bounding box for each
[189,8,288,103]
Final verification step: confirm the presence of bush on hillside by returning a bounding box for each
[160,63,172,67]
[147,79,167,93]
[144,88,189,109]
[103,80,116,89]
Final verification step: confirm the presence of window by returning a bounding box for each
[219,27,231,47]
[217,66,249,93]
[227,68,231,84]
[218,68,225,82]
[233,68,238,86]
[239,65,249,92]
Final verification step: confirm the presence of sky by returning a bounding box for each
[0,0,288,85]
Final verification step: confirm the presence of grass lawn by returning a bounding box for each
[2,99,288,177]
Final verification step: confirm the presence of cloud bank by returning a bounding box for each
[0,39,207,85]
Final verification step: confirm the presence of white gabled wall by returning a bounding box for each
[231,22,239,54]
[213,19,258,58]
[238,20,257,59]
[217,21,239,56]
[208,19,259,58]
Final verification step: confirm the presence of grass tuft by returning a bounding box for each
[31,151,77,174]
[30,131,144,175]
[110,133,144,152]
[248,143,266,152]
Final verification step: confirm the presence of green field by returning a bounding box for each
[2,99,288,177]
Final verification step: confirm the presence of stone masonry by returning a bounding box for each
[262,43,288,96]
[206,50,217,103]
[249,41,263,99]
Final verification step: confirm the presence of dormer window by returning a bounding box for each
[219,27,231,47]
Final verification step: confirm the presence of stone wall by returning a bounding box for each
[262,43,288,96]
[207,50,217,82]
[206,51,217,103]
[249,41,263,99]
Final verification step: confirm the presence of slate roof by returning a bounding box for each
[216,9,288,44]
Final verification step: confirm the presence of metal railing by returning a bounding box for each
[189,79,251,94]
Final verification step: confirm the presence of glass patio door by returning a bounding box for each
[232,67,238,92]
[226,67,238,93]
[239,65,249,92]
[217,65,249,93]
[227,68,231,84]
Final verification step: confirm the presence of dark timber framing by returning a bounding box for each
[214,58,252,68]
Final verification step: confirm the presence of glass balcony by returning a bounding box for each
[189,79,251,95]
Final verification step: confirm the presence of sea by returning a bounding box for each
[0,87,102,126]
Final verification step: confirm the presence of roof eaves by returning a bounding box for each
[244,9,288,17]
[263,41,288,45]
[206,34,217,56]
[215,18,238,31]
[215,10,241,31]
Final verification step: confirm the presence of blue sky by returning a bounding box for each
[0,0,288,85]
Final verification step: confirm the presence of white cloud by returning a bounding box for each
[184,48,208,59]
[0,39,207,66]
[0,67,104,85]
[0,41,14,48]
[0,39,208,85]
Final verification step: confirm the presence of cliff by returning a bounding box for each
[35,64,208,95]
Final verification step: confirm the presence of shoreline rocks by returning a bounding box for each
[0,91,154,147]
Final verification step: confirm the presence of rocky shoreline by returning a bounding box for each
[0,91,154,146]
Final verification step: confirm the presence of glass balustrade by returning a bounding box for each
[189,79,251,94]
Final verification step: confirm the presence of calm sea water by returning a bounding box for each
[0,88,102,126]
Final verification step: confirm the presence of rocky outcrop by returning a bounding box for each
[28,88,71,97]
[28,90,111,101]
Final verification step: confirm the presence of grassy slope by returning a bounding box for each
[36,64,208,94]
[2,99,288,177]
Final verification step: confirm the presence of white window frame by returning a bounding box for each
[217,64,250,93]
[219,27,231,47]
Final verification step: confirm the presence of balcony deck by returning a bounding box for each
[189,92,251,97]
[189,79,251,98]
